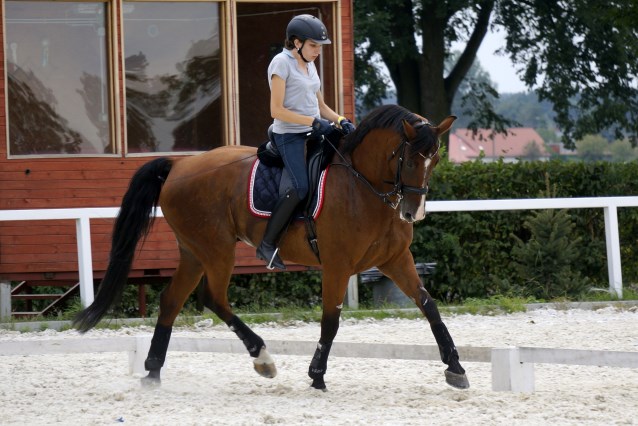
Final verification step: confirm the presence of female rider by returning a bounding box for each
[256,14,355,270]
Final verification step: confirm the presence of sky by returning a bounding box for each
[375,27,529,96]
[473,28,527,93]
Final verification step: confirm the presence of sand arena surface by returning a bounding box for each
[1,307,637,425]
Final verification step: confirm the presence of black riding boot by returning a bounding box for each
[256,190,301,270]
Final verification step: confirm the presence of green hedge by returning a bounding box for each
[413,159,638,302]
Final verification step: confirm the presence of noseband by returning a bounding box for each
[331,122,440,210]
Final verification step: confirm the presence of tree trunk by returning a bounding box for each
[388,58,422,112]
[420,13,453,149]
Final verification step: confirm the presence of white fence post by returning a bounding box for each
[76,216,95,307]
[491,347,535,392]
[346,275,359,309]
[603,205,623,298]
[129,335,152,375]
[0,281,11,320]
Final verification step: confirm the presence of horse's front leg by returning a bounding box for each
[378,251,470,389]
[419,289,469,389]
[308,270,349,391]
[308,308,339,390]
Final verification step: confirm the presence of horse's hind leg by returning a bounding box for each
[142,248,204,386]
[378,251,470,389]
[199,253,277,379]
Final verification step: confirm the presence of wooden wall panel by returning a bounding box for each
[0,1,353,282]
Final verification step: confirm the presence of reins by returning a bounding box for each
[327,123,439,210]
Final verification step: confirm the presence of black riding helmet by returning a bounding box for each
[286,14,331,44]
[286,14,331,62]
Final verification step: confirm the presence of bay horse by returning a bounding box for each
[73,104,469,390]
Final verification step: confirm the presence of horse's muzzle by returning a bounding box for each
[400,197,427,223]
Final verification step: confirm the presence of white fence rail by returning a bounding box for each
[1,196,637,308]
[426,196,638,299]
[0,336,635,392]
[0,207,161,308]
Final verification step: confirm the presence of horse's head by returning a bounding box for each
[340,105,456,223]
[396,115,456,223]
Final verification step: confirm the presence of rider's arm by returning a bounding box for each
[316,91,340,124]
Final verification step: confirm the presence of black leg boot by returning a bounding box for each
[256,190,301,270]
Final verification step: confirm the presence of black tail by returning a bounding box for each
[73,157,173,332]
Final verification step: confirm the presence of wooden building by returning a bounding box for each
[0,0,355,314]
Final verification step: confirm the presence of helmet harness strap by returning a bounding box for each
[297,40,310,63]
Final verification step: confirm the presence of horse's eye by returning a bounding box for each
[406,158,417,168]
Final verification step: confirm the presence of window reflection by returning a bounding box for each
[5,2,111,156]
[124,2,223,153]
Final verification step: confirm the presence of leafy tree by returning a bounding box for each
[523,141,543,161]
[510,209,591,300]
[354,0,638,149]
[495,92,556,129]
[536,127,560,145]
[576,134,607,161]
[609,139,638,163]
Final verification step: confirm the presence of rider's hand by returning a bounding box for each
[311,118,333,137]
[339,117,356,135]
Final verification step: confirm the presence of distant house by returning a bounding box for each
[448,128,550,163]
[546,142,580,160]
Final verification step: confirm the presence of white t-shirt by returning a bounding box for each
[268,48,321,134]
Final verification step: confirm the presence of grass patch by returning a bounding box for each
[583,286,638,301]
[446,295,534,316]
[341,308,422,321]
[3,292,637,332]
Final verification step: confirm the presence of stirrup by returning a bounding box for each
[266,248,282,270]
[257,243,286,270]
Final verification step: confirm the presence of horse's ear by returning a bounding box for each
[402,119,417,140]
[435,115,457,136]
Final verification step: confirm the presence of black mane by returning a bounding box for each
[341,104,438,156]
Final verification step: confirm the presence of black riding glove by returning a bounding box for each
[339,117,356,134]
[312,118,332,137]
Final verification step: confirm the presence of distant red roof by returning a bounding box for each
[448,128,549,163]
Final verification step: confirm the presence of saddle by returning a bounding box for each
[249,126,342,262]
[256,125,336,170]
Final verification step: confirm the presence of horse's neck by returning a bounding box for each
[349,133,396,187]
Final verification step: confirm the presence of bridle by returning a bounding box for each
[330,122,440,210]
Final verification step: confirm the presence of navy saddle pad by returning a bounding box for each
[247,159,329,219]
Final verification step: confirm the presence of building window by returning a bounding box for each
[123,2,223,154]
[5,1,112,156]
[236,3,335,147]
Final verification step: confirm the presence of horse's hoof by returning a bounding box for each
[253,362,277,378]
[140,375,161,388]
[253,347,277,378]
[445,369,470,389]
[310,378,327,392]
